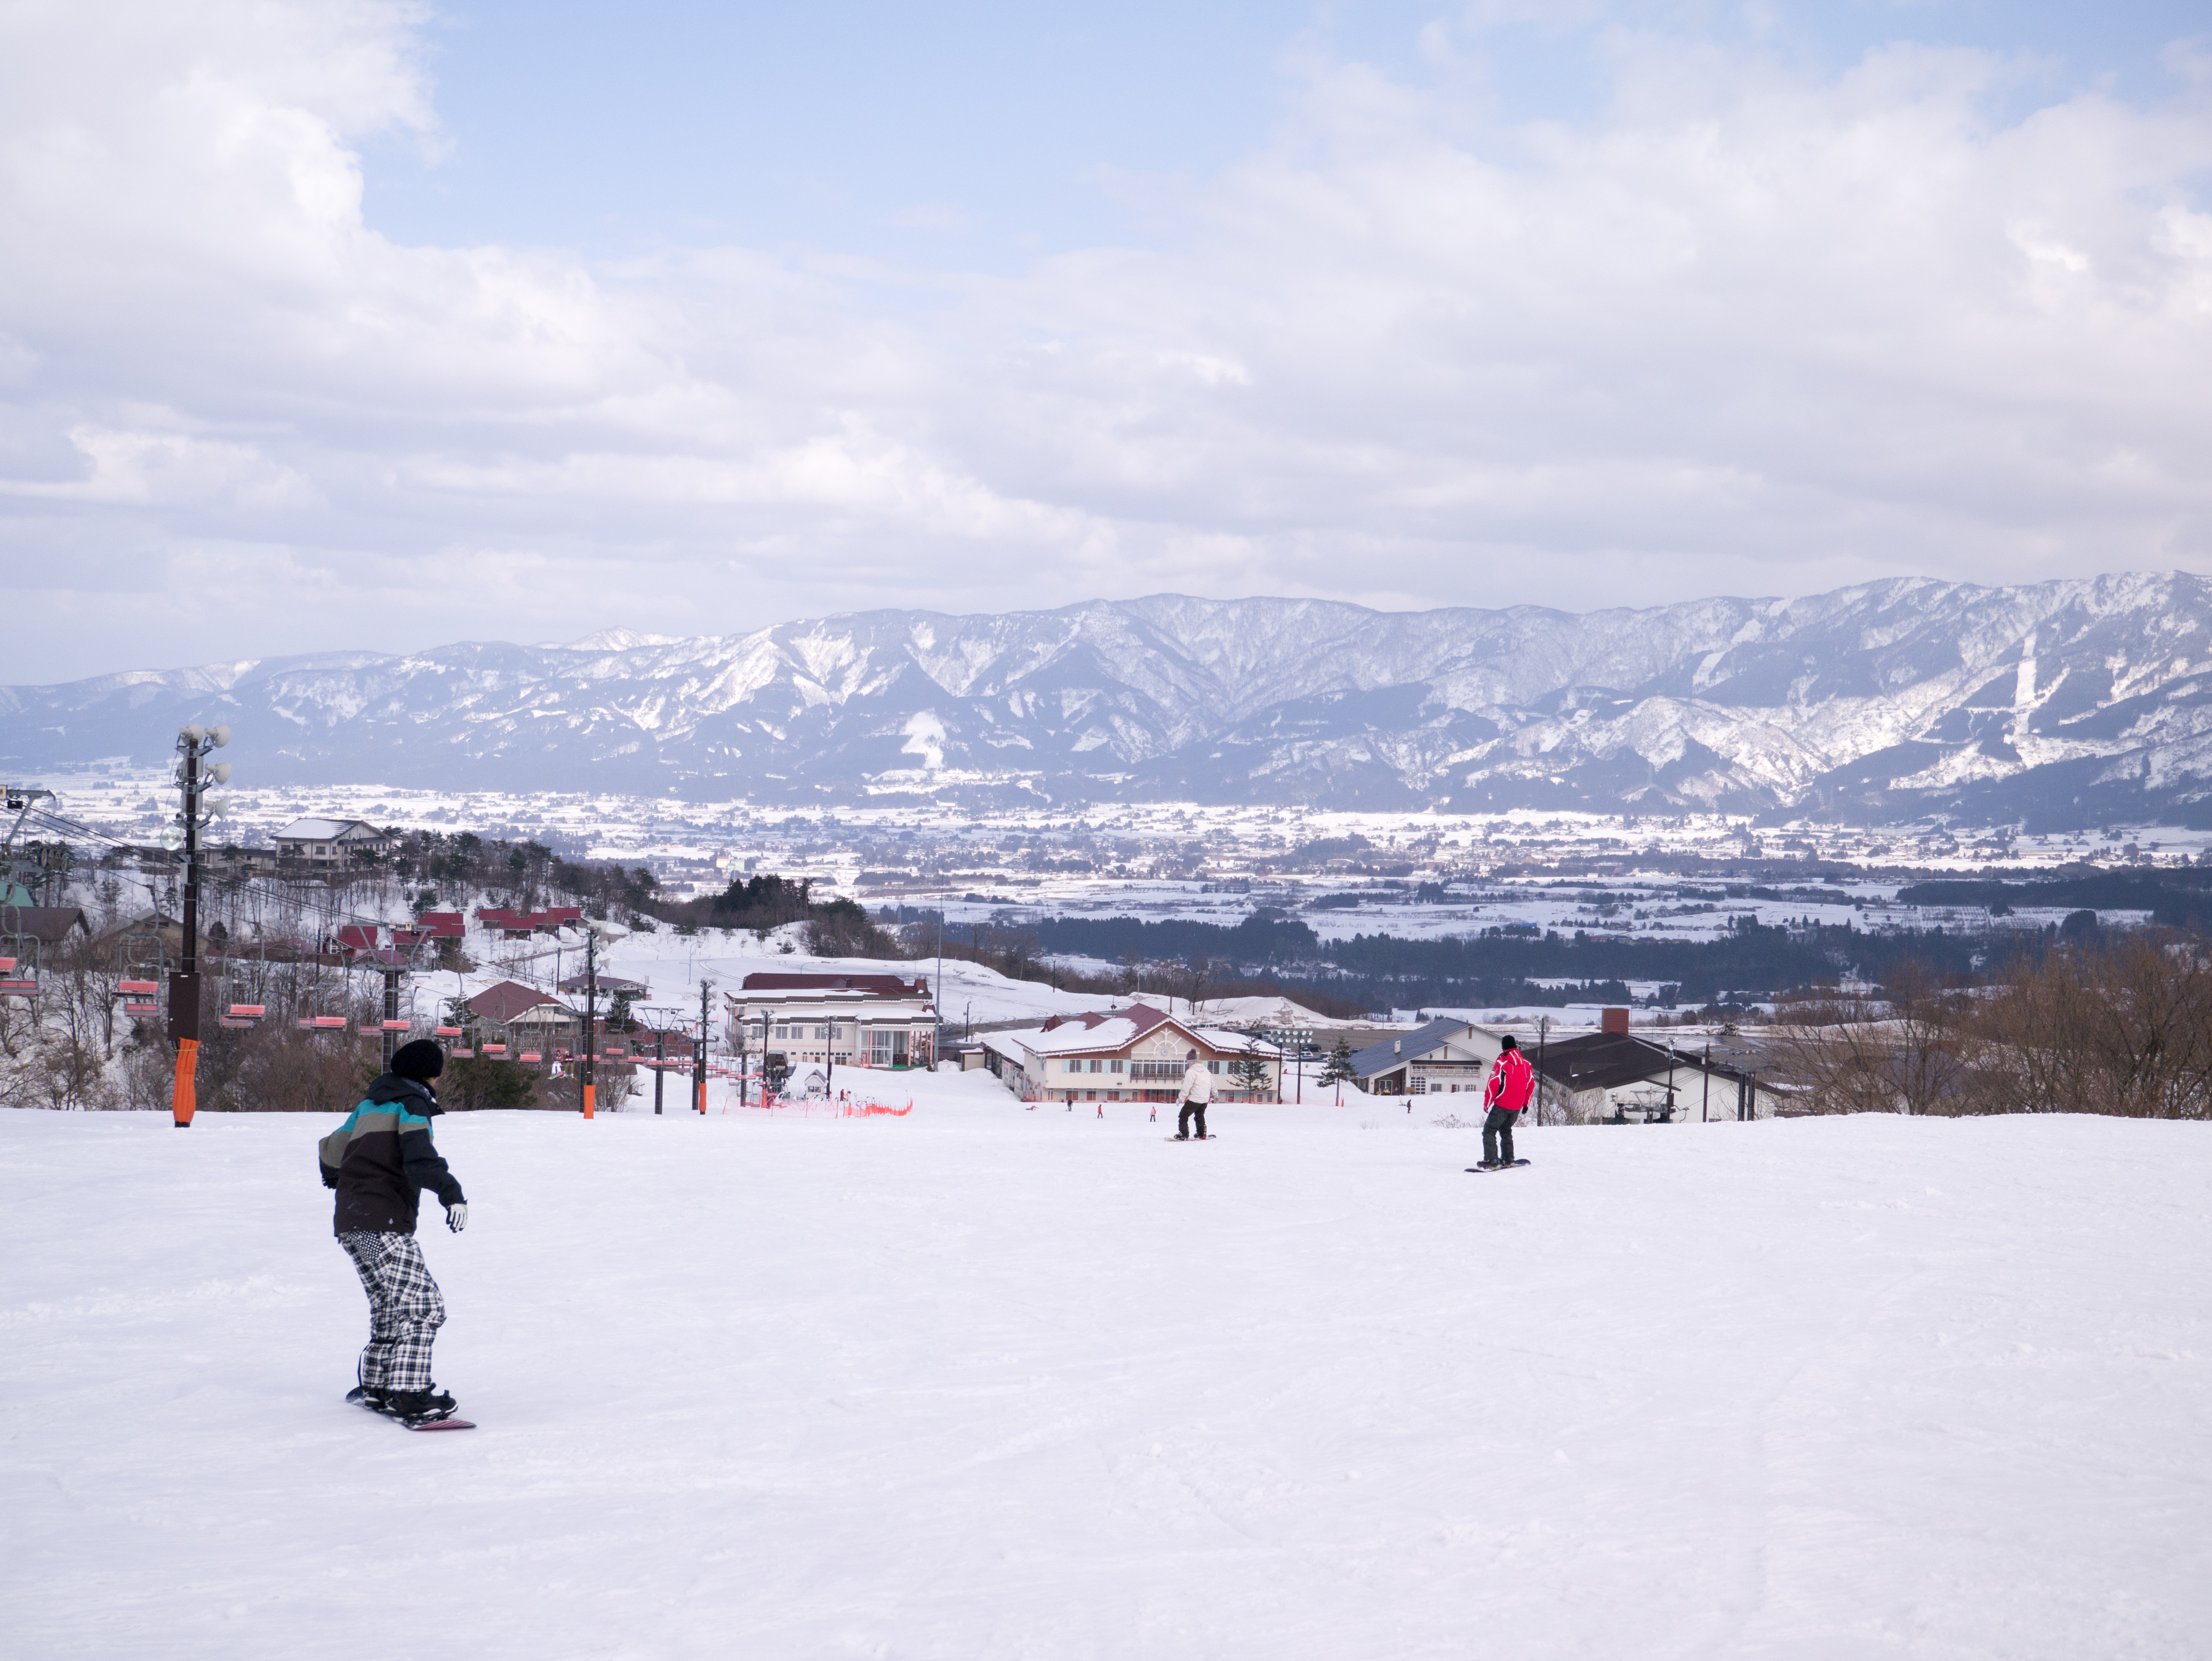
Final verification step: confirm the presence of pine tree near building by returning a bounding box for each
[1320,1037,1355,1087]
[1230,1048,1273,1099]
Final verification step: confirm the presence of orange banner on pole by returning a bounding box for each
[582,1082,595,1120]
[172,1037,199,1128]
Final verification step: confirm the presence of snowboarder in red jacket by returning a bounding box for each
[1480,1036,1535,1168]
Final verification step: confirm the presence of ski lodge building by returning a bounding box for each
[723,972,938,1080]
[982,1003,1281,1106]
[463,979,581,1049]
[272,817,395,867]
[1347,1017,1505,1095]
[1535,1030,1783,1122]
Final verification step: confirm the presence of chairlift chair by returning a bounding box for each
[0,939,38,998]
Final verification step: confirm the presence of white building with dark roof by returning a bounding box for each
[1347,1018,1505,1096]
[274,817,395,866]
[724,971,938,1074]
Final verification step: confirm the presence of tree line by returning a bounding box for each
[1767,930,2212,1118]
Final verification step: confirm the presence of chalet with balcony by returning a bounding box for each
[724,972,938,1075]
[274,818,395,866]
[983,1003,1280,1105]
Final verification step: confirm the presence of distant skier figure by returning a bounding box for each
[1479,1036,1535,1168]
[1174,1052,1215,1140]
[320,1039,468,1424]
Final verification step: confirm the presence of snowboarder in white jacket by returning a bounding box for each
[1174,1053,1215,1140]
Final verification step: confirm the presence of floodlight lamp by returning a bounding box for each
[206,797,230,818]
[208,762,232,785]
[181,724,206,743]
[159,825,185,851]
[209,725,231,748]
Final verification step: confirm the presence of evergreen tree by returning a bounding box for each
[1320,1037,1356,1087]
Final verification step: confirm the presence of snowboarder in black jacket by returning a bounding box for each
[319,1040,467,1422]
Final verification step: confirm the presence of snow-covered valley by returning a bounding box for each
[4,1102,2206,1659]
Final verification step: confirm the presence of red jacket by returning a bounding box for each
[1483,1049,1535,1112]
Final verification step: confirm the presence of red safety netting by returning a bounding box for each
[733,1094,914,1119]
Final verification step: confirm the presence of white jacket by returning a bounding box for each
[1179,1060,1215,1103]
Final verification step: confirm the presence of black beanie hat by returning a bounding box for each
[1498,1034,1519,1052]
[391,1039,446,1081]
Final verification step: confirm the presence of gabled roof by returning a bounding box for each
[1536,1032,1713,1094]
[466,979,572,1025]
[1348,1017,1493,1080]
[276,817,386,841]
[0,906,91,945]
[558,974,649,995]
[1016,1003,1277,1058]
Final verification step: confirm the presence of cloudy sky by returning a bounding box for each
[3,1,2208,683]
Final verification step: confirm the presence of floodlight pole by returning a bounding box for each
[166,726,223,1125]
[580,925,598,1118]
[695,977,711,1113]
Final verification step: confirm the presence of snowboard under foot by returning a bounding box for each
[1166,1134,1216,1141]
[1466,1159,1531,1172]
[349,1385,474,1431]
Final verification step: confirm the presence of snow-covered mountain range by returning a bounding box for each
[12,576,2212,828]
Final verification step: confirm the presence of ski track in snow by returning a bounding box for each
[2,1095,2208,1660]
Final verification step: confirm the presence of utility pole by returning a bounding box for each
[382,966,402,1068]
[694,977,711,1113]
[164,723,231,1127]
[654,1021,667,1115]
[580,924,598,1119]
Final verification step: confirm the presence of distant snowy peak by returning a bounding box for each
[548,628,694,654]
[10,576,2212,828]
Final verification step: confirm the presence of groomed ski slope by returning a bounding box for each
[3,1086,2207,1660]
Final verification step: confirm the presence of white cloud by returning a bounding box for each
[1,1,2209,681]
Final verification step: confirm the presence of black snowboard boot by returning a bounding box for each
[385,1385,458,1422]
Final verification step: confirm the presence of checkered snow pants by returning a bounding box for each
[338,1231,446,1393]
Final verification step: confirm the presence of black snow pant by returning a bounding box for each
[1177,1098,1209,1139]
[1482,1107,1520,1165]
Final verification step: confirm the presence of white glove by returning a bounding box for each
[446,1202,468,1233]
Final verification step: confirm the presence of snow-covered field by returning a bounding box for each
[5,1092,2208,1659]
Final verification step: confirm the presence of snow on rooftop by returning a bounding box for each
[274,816,380,840]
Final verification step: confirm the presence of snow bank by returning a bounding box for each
[4,1107,2208,1658]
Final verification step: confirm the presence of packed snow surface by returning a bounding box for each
[4,1094,2208,1659]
